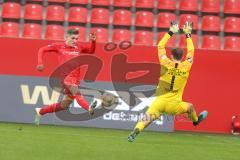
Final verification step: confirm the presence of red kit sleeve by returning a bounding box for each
[37,43,58,65]
[79,40,96,54]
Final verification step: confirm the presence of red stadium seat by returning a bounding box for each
[224,0,240,14]
[24,4,43,21]
[90,27,108,43]
[69,0,88,4]
[0,22,19,37]
[224,17,240,33]
[47,0,66,3]
[22,23,42,39]
[202,15,221,32]
[157,32,176,47]
[179,34,198,48]
[135,11,154,27]
[2,2,21,19]
[135,0,155,9]
[91,0,110,6]
[157,12,176,28]
[46,5,65,22]
[68,26,86,42]
[201,0,220,13]
[113,9,132,26]
[202,35,221,50]
[68,7,87,23]
[90,8,110,25]
[45,25,64,40]
[157,0,176,11]
[179,14,198,30]
[134,31,153,46]
[179,0,198,12]
[113,0,132,8]
[224,36,240,50]
[112,29,131,42]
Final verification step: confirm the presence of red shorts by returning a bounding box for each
[62,72,81,98]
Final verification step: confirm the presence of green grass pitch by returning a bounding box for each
[0,122,239,160]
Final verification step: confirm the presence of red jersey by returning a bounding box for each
[37,40,96,85]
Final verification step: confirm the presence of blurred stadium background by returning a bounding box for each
[0,0,240,160]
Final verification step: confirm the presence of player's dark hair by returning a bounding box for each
[171,48,183,61]
[67,29,79,35]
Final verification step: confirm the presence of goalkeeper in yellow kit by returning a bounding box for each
[128,21,208,142]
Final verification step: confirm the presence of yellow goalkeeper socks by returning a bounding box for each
[190,111,198,123]
[135,122,146,132]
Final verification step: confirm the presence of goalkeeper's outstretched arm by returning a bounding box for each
[183,21,195,63]
[186,35,194,63]
[158,22,179,62]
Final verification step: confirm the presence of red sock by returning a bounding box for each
[39,102,65,116]
[75,94,89,111]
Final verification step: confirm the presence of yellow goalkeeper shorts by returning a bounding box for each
[146,97,189,118]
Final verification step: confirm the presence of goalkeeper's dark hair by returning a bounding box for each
[67,29,79,35]
[171,48,183,61]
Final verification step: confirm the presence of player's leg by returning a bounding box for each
[64,74,93,111]
[176,102,208,126]
[35,95,73,125]
[64,71,98,115]
[67,85,97,115]
[188,104,208,126]
[128,113,158,142]
[128,98,165,142]
[186,103,198,123]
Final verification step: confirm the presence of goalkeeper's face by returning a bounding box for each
[66,34,79,47]
[171,48,183,61]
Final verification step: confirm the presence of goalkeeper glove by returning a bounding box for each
[183,21,193,34]
[169,21,179,34]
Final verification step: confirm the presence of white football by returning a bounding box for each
[101,93,117,108]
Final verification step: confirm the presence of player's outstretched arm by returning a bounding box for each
[36,44,58,72]
[81,32,96,54]
[183,21,194,63]
[158,22,179,61]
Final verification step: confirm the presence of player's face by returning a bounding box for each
[66,34,79,46]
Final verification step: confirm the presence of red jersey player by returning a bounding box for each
[34,29,97,125]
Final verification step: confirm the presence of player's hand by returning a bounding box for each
[183,21,193,34]
[36,64,44,72]
[169,21,179,34]
[89,32,96,41]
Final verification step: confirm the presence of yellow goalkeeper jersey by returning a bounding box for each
[155,33,195,101]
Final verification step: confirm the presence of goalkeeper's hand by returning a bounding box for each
[169,21,179,34]
[183,21,193,34]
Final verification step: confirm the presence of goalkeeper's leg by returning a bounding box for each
[185,103,198,123]
[128,98,163,142]
[128,113,158,142]
[188,105,208,126]
[182,102,208,126]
